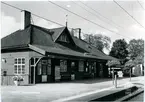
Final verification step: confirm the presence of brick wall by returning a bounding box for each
[1,51,43,85]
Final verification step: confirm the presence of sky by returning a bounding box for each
[1,0,145,53]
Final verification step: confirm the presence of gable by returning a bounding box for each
[57,32,70,43]
[56,27,76,46]
[50,27,66,41]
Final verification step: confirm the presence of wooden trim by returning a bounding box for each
[54,28,65,42]
[29,44,46,55]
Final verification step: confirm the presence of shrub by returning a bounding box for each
[13,75,24,81]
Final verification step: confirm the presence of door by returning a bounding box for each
[30,66,34,84]
[55,66,61,80]
[41,61,47,82]
[71,60,78,80]
[35,59,52,83]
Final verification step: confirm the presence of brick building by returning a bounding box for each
[1,10,116,85]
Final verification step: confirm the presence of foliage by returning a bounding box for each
[128,39,144,59]
[106,60,120,67]
[109,39,128,64]
[125,60,136,69]
[84,34,111,52]
[13,75,24,81]
[127,39,144,65]
[134,55,144,65]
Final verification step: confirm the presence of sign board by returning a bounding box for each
[42,75,47,82]
[55,66,61,80]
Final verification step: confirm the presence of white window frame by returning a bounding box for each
[14,58,25,75]
[58,34,69,43]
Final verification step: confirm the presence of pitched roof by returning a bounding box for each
[1,26,31,49]
[29,44,110,60]
[32,25,55,46]
[72,36,117,60]
[49,27,66,41]
[1,25,57,49]
[1,24,116,60]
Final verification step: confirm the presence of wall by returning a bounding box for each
[1,51,44,85]
[1,51,30,85]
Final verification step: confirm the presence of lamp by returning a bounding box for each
[2,58,6,63]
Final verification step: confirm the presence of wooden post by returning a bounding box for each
[31,57,43,85]
[130,68,131,81]
[115,75,117,88]
[33,66,35,84]
[112,68,114,85]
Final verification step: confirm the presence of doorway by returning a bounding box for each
[30,57,52,84]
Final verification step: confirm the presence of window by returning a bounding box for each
[41,60,47,75]
[94,62,96,73]
[86,62,89,72]
[60,60,67,72]
[58,34,69,42]
[79,61,84,72]
[37,59,51,75]
[47,59,51,75]
[14,58,25,74]
[37,61,42,75]
[42,65,47,75]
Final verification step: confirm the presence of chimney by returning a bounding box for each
[21,10,31,30]
[71,28,74,36]
[71,28,81,39]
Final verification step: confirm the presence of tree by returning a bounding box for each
[134,55,144,65]
[84,34,111,52]
[109,39,128,64]
[128,39,144,64]
[125,60,136,68]
[124,60,137,78]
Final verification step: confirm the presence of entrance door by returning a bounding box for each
[30,66,34,84]
[35,59,52,83]
[41,62,47,82]
[55,66,61,80]
[30,58,52,84]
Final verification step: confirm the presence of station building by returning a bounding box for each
[1,10,116,85]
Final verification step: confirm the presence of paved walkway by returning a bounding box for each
[1,76,144,102]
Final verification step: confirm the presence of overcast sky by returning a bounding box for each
[1,0,145,53]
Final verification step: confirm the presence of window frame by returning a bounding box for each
[79,60,84,72]
[58,34,69,43]
[60,60,67,72]
[14,58,25,75]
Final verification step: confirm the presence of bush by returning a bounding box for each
[13,75,24,81]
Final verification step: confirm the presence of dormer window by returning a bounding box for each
[58,34,69,43]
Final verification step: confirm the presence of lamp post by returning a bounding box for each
[130,67,131,81]
[114,71,117,88]
[112,67,114,85]
[115,74,117,88]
